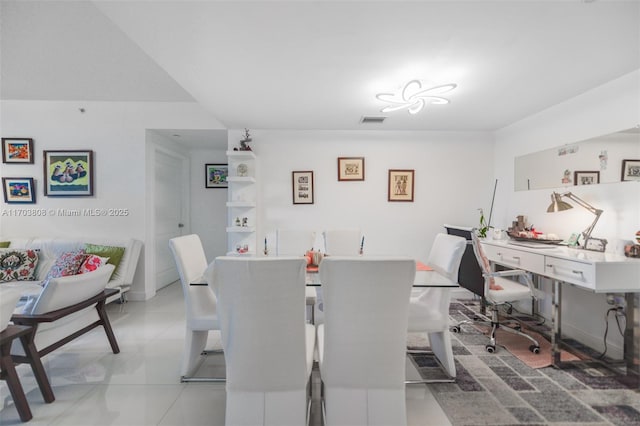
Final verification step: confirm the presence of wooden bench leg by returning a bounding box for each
[96,300,120,354]
[20,333,55,403]
[1,345,33,422]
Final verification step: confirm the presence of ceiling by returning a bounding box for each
[1,0,639,138]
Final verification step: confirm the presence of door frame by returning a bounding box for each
[143,134,190,301]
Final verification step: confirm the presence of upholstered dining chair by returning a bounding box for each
[169,234,223,382]
[211,256,314,426]
[317,257,415,426]
[276,228,318,323]
[322,229,362,256]
[454,231,540,354]
[407,233,466,381]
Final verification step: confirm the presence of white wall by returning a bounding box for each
[228,129,495,261]
[0,100,224,300]
[189,148,228,259]
[493,69,640,358]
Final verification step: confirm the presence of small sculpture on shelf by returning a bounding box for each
[242,217,248,227]
[233,128,252,151]
[235,217,241,227]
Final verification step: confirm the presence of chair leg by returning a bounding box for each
[180,329,225,382]
[406,331,456,384]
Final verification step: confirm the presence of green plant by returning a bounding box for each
[477,208,488,238]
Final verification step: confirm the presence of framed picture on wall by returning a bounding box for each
[205,164,228,188]
[621,159,640,182]
[574,171,599,186]
[2,138,34,164]
[337,157,365,181]
[43,150,93,196]
[388,169,414,202]
[2,177,36,203]
[292,171,314,204]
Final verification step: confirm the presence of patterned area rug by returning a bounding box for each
[408,301,640,426]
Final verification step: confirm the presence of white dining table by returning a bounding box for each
[305,267,459,288]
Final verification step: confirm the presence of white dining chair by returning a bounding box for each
[276,228,318,323]
[169,234,223,382]
[322,229,362,256]
[317,256,415,426]
[407,233,466,381]
[211,256,314,426]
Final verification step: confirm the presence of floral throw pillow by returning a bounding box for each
[41,250,87,287]
[0,249,39,282]
[77,255,110,274]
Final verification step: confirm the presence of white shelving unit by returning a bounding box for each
[226,151,258,255]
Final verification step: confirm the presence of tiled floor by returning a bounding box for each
[0,282,451,425]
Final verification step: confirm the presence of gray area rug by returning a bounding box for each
[409,301,640,426]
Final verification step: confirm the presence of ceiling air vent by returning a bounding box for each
[360,116,387,124]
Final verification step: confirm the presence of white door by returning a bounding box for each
[155,149,189,290]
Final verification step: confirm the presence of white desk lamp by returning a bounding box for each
[547,191,607,252]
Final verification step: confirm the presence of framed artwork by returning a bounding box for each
[2,177,35,204]
[388,169,415,202]
[205,164,228,188]
[2,138,34,164]
[292,171,314,204]
[337,157,365,181]
[621,159,640,182]
[574,171,600,186]
[43,150,93,196]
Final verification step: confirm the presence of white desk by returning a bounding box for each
[482,239,640,376]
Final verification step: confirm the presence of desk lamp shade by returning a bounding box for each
[547,192,573,213]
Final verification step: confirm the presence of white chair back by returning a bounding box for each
[211,256,313,425]
[426,233,467,283]
[0,287,22,332]
[169,234,220,380]
[275,229,316,256]
[322,229,362,255]
[318,256,415,425]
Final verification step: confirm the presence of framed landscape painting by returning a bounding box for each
[2,138,34,164]
[43,150,94,196]
[2,177,35,203]
[205,164,228,188]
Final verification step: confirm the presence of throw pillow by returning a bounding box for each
[0,241,10,248]
[77,254,110,274]
[0,249,39,282]
[84,243,125,279]
[41,250,87,286]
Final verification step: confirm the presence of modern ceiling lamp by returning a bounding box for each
[546,191,607,252]
[375,80,457,115]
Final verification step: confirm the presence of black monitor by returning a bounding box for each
[444,225,484,297]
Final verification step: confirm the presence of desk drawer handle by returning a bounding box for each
[546,264,585,277]
[511,256,520,260]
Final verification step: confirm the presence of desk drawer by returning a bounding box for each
[544,257,595,289]
[483,244,545,274]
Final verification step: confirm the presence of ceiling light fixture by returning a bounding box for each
[376,80,457,115]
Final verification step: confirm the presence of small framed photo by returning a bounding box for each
[338,157,365,181]
[388,169,415,202]
[292,171,314,204]
[44,150,93,196]
[621,159,640,182]
[574,171,600,186]
[205,164,228,188]
[2,138,34,164]
[2,177,36,204]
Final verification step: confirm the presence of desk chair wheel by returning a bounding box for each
[529,345,540,354]
[485,344,496,353]
[450,325,461,333]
